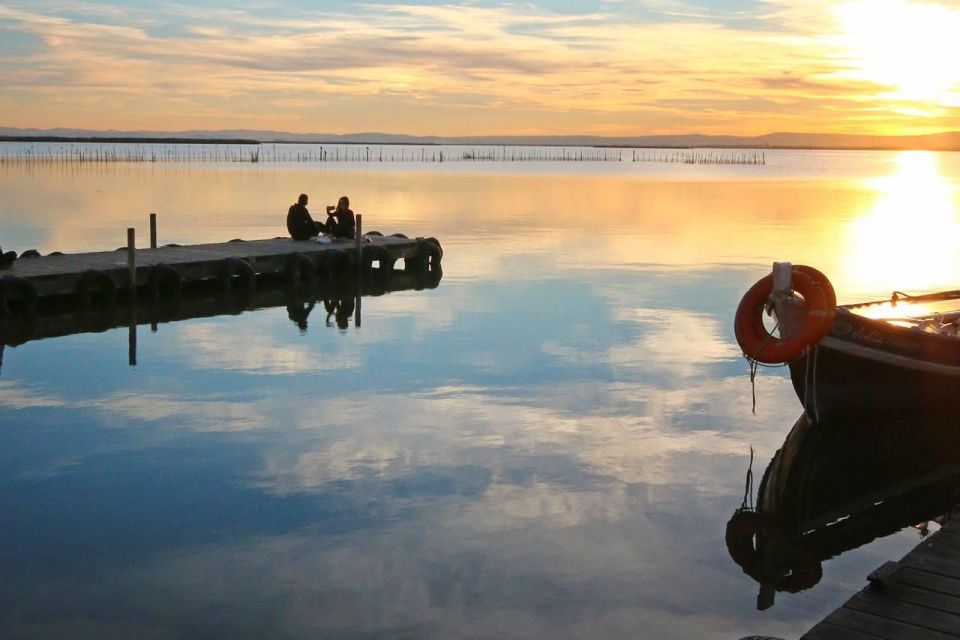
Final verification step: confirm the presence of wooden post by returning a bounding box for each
[354,214,362,271]
[128,306,137,367]
[354,214,362,327]
[149,213,157,249]
[127,228,137,302]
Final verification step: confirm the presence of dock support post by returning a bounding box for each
[149,213,157,249]
[129,308,137,367]
[127,226,138,365]
[127,228,137,302]
[355,214,362,328]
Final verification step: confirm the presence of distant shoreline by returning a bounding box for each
[3,135,960,152]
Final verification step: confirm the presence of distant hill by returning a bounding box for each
[4,127,960,150]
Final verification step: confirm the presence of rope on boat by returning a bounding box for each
[745,316,784,415]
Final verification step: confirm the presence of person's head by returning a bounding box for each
[298,193,309,205]
[337,196,349,212]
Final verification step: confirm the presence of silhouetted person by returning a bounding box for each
[287,193,322,240]
[324,298,355,330]
[287,298,316,332]
[0,244,16,270]
[324,196,356,240]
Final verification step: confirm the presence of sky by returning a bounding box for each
[2,0,960,136]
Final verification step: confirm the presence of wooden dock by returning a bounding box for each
[802,517,960,639]
[0,232,441,312]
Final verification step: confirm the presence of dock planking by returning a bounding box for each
[0,235,432,300]
[802,518,960,640]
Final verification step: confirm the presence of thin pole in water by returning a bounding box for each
[127,227,137,366]
[354,213,363,328]
[149,213,157,249]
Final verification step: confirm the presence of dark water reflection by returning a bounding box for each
[726,411,960,612]
[2,150,958,638]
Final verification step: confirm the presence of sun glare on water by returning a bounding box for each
[844,151,960,298]
[835,0,960,105]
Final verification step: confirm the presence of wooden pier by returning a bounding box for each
[802,518,960,639]
[0,230,442,313]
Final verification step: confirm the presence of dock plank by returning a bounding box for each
[801,622,884,640]
[895,566,960,597]
[814,608,957,640]
[844,590,960,635]
[802,519,960,640]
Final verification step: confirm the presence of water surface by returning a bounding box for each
[2,147,958,638]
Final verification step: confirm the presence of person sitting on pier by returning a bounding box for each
[0,245,16,270]
[287,193,322,241]
[324,196,356,240]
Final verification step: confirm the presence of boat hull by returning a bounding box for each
[788,308,960,417]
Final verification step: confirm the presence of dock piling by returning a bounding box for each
[126,228,136,302]
[149,213,157,249]
[355,214,362,327]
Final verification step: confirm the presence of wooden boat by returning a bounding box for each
[726,411,960,610]
[735,263,960,418]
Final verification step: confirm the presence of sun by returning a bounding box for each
[835,0,960,104]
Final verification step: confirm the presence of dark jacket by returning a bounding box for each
[326,208,356,240]
[287,203,319,240]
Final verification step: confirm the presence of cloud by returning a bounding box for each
[1,1,953,134]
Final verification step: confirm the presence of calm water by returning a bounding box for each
[2,147,959,638]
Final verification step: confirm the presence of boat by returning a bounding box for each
[735,262,960,418]
[726,410,960,610]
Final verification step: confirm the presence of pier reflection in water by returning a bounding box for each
[0,267,441,374]
[727,411,960,611]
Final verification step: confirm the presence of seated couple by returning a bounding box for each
[287,194,355,241]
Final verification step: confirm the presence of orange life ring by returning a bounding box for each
[734,268,835,364]
[725,510,822,593]
[725,510,784,579]
[793,264,837,312]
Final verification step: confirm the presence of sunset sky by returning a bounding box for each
[2,0,960,136]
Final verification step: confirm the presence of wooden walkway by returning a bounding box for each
[0,235,433,301]
[802,518,960,639]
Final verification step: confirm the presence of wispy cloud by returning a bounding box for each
[0,1,956,134]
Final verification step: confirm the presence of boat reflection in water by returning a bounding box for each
[726,410,960,610]
[0,266,442,372]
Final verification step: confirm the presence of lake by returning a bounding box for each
[1,145,957,638]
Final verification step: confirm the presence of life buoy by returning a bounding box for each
[362,245,392,274]
[285,253,315,288]
[147,263,182,299]
[218,258,256,294]
[725,510,821,593]
[734,267,834,364]
[726,510,783,577]
[76,269,116,307]
[793,264,836,312]
[418,240,442,268]
[0,276,38,316]
[423,237,443,259]
[324,249,353,279]
[417,264,443,290]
